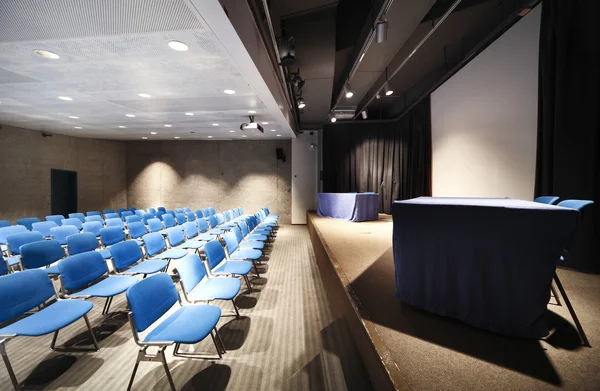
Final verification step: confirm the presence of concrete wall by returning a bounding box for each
[291,131,319,224]
[126,140,292,224]
[0,125,127,223]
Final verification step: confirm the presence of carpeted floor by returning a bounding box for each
[0,225,372,391]
[309,212,600,391]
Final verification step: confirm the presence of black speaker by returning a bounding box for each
[276,148,286,163]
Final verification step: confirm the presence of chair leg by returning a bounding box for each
[83,314,100,351]
[126,359,141,391]
[159,348,176,391]
[0,342,20,391]
[253,261,261,278]
[214,327,226,355]
[50,330,59,350]
[243,275,252,292]
[550,282,561,306]
[554,272,590,347]
[210,330,224,358]
[232,299,240,318]
[102,296,113,315]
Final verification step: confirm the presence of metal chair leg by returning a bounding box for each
[232,299,240,318]
[159,349,176,391]
[126,359,141,391]
[554,272,590,347]
[253,262,261,278]
[83,314,100,351]
[214,327,226,355]
[102,296,113,315]
[0,342,20,391]
[243,275,251,291]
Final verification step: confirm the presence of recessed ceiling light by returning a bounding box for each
[150,132,157,135]
[229,130,235,133]
[74,126,82,129]
[142,137,148,139]
[138,93,151,98]
[185,112,194,116]
[118,126,126,128]
[164,124,172,127]
[35,50,59,59]
[241,135,247,138]
[212,123,219,126]
[168,41,189,51]
[68,116,79,119]
[248,110,256,114]
[223,89,235,95]
[277,134,282,137]
[262,122,269,125]
[174,136,181,139]
[58,96,73,101]
[126,114,136,118]
[270,129,276,132]
[207,136,213,138]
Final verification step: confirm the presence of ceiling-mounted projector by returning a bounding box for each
[240,116,264,133]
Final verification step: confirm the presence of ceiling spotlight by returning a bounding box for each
[376,92,381,100]
[185,112,194,116]
[361,110,368,119]
[223,89,236,95]
[68,116,79,119]
[142,137,148,139]
[241,135,247,138]
[164,124,172,127]
[248,110,256,114]
[297,97,306,109]
[35,50,60,59]
[150,132,157,135]
[168,41,189,51]
[229,130,235,133]
[212,123,219,126]
[207,136,213,138]
[330,115,337,123]
[384,81,394,96]
[344,84,353,99]
[270,129,276,132]
[58,96,73,101]
[262,122,269,125]
[277,134,282,137]
[74,126,82,129]
[376,20,388,43]
[126,114,136,117]
[138,93,151,98]
[174,136,181,139]
[118,125,126,128]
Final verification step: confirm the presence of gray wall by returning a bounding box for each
[0,125,127,223]
[126,140,292,224]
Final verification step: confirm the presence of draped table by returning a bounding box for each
[317,193,379,222]
[391,197,580,338]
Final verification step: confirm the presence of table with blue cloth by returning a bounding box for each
[392,197,580,338]
[317,193,379,222]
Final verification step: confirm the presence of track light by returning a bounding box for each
[330,114,337,123]
[376,92,381,100]
[384,81,394,96]
[344,84,353,99]
[361,110,368,119]
[376,20,388,43]
[297,97,306,109]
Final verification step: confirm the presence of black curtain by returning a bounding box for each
[535,0,600,272]
[323,97,431,214]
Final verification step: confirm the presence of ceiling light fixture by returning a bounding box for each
[119,125,126,128]
[207,136,213,138]
[185,112,194,116]
[58,96,73,101]
[142,137,148,139]
[138,93,151,98]
[344,84,353,99]
[212,123,219,126]
[74,126,82,129]
[150,132,157,135]
[330,114,337,123]
[229,130,235,133]
[126,114,136,117]
[223,89,236,95]
[168,41,189,51]
[270,129,276,132]
[174,136,180,139]
[361,110,368,119]
[164,124,172,127]
[35,50,60,59]
[68,116,79,119]
[384,81,394,96]
[248,110,256,114]
[376,92,381,100]
[241,135,247,138]
[297,97,306,109]
[376,20,388,43]
[262,122,269,125]
[277,134,282,137]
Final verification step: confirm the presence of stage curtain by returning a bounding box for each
[535,0,600,272]
[322,97,432,214]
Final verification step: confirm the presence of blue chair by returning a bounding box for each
[141,213,155,225]
[195,209,204,219]
[45,215,65,226]
[233,225,264,250]
[157,206,166,213]
[147,218,164,233]
[61,218,83,231]
[185,212,196,222]
[165,210,176,217]
[196,218,217,241]
[67,232,111,259]
[165,226,188,250]
[0,255,10,275]
[103,209,115,215]
[128,207,137,213]
[134,210,145,218]
[156,211,166,221]
[183,207,192,213]
[0,252,19,272]
[121,211,134,220]
[0,269,97,391]
[68,213,86,223]
[83,221,104,237]
[0,221,11,229]
[203,240,252,290]
[147,208,157,216]
[100,226,126,247]
[58,251,137,315]
[175,208,184,214]
[534,196,560,205]
[175,213,186,225]
[85,215,104,224]
[178,253,240,318]
[20,239,65,274]
[32,221,58,238]
[105,217,125,229]
[87,211,102,217]
[16,217,40,231]
[202,208,210,217]
[223,211,231,221]
[117,208,128,216]
[128,222,148,241]
[6,231,44,256]
[104,213,120,220]
[223,229,262,277]
[125,215,142,225]
[50,225,80,245]
[142,233,187,266]
[125,273,224,391]
[239,220,268,243]
[162,214,177,229]
[110,240,168,276]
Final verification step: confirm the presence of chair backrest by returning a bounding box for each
[162,214,176,228]
[185,212,196,222]
[195,209,204,218]
[223,211,231,221]
[16,217,40,230]
[147,218,163,233]
[104,213,120,220]
[534,196,560,205]
[207,215,218,229]
[58,251,107,292]
[0,255,8,275]
[110,240,143,271]
[175,208,183,213]
[156,211,165,221]
[142,232,166,257]
[182,222,199,239]
[125,215,142,224]
[68,213,86,223]
[177,253,208,295]
[202,208,210,217]
[128,222,148,239]
[6,231,45,255]
[0,269,55,323]
[126,273,178,332]
[134,210,145,218]
[67,232,99,255]
[117,208,128,215]
[142,213,155,225]
[223,231,239,255]
[183,207,192,213]
[85,215,104,224]
[20,239,65,269]
[0,220,11,228]
[233,226,244,244]
[82,221,104,237]
[557,200,594,218]
[121,211,134,220]
[61,218,83,230]
[105,217,124,229]
[87,211,102,217]
[147,207,156,214]
[175,213,187,225]
[128,207,137,212]
[100,226,126,246]
[197,218,209,233]
[209,207,216,215]
[45,215,65,225]
[50,225,80,245]
[204,240,226,270]
[215,213,225,225]
[157,207,166,213]
[32,221,58,237]
[166,226,185,247]
[103,209,115,215]
[239,221,250,237]
[166,210,176,217]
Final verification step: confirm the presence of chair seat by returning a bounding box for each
[253,229,271,236]
[239,241,264,250]
[5,256,20,267]
[213,260,253,276]
[144,304,221,344]
[73,275,138,298]
[246,234,268,241]
[197,233,216,241]
[154,248,188,259]
[209,228,225,235]
[230,249,262,261]
[188,278,241,301]
[45,264,60,275]
[123,260,168,275]
[180,241,206,250]
[1,245,7,253]
[98,249,111,259]
[0,300,93,337]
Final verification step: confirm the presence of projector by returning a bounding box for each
[240,116,264,133]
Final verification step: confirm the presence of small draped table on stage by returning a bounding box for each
[392,197,580,338]
[317,193,379,222]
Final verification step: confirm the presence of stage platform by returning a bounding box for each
[307,212,600,391]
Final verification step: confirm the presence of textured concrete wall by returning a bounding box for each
[126,140,292,224]
[0,125,127,223]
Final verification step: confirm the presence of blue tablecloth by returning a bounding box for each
[392,197,580,338]
[317,193,379,222]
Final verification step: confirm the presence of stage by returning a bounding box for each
[307,212,600,391]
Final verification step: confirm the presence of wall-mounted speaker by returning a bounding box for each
[276,148,286,163]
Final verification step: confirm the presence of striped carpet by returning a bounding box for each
[0,226,371,391]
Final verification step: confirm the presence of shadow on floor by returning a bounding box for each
[21,355,104,389]
[218,316,251,350]
[61,312,129,349]
[180,363,232,391]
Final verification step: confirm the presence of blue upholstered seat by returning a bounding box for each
[100,226,126,246]
[142,232,187,260]
[128,222,148,240]
[32,221,58,238]
[6,231,45,256]
[67,232,111,259]
[125,215,142,224]
[105,217,125,229]
[104,213,120,220]
[85,215,104,224]
[204,240,253,280]
[83,221,104,237]
[147,218,163,233]
[61,218,83,230]
[178,254,241,304]
[87,211,102,217]
[110,240,167,275]
[146,304,221,344]
[50,225,80,245]
[0,221,11,229]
